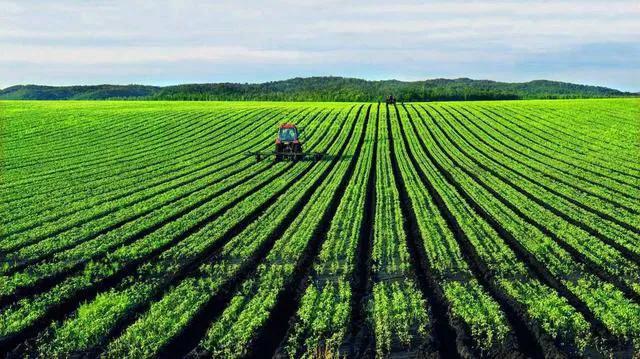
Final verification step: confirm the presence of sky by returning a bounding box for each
[1,0,638,91]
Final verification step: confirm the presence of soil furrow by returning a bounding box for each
[432,106,640,279]
[244,105,370,358]
[411,105,617,346]
[156,105,364,359]
[444,106,640,247]
[388,104,466,358]
[348,103,378,357]
[0,162,294,354]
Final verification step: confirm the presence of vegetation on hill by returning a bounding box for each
[0,77,633,101]
[0,84,158,100]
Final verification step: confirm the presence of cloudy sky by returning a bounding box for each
[1,0,638,91]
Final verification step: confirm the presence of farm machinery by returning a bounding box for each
[247,123,324,162]
[385,95,397,104]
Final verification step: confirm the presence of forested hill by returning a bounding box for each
[0,77,633,101]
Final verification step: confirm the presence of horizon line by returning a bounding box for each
[2,75,637,93]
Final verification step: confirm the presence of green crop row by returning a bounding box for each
[0,108,276,238]
[0,107,266,214]
[76,106,357,358]
[0,108,303,270]
[365,105,430,357]
[431,105,640,292]
[0,98,637,358]
[492,105,636,169]
[399,104,597,355]
[0,107,344,346]
[453,104,639,195]
[408,104,640,351]
[283,104,377,358]
[193,106,365,358]
[388,104,512,354]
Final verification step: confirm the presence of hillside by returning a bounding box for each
[0,77,633,101]
[0,84,159,100]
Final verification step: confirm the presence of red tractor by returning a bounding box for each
[275,123,303,161]
[248,123,324,162]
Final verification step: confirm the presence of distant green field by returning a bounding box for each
[1,99,639,358]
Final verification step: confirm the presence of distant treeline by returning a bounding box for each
[0,76,634,101]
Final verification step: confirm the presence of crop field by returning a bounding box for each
[0,98,639,358]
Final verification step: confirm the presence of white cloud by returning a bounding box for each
[0,45,311,65]
[348,1,640,17]
[0,44,508,67]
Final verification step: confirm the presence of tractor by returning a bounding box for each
[248,123,324,162]
[385,95,397,104]
[275,123,303,161]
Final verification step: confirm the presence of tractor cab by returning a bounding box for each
[277,124,299,143]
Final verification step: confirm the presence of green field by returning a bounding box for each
[1,99,639,358]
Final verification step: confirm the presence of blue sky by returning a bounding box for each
[1,0,638,91]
